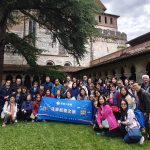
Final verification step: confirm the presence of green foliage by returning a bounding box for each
[25,66,67,80]
[3,0,99,59]
[0,122,150,150]
[6,33,42,66]
[0,0,100,80]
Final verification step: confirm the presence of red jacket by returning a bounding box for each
[32,101,41,115]
[45,94,55,98]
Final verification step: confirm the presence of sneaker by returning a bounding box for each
[147,134,150,140]
[2,124,6,127]
[139,136,144,145]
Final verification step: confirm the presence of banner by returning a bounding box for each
[37,97,93,125]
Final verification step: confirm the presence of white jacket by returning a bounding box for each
[1,101,17,119]
[124,109,140,131]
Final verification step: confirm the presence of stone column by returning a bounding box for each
[107,70,113,79]
[115,68,121,79]
[12,74,16,83]
[124,66,131,79]
[2,74,6,85]
[135,63,147,83]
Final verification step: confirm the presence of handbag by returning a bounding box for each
[111,106,119,112]
[102,119,109,128]
[128,128,142,140]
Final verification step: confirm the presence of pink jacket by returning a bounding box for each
[96,105,118,130]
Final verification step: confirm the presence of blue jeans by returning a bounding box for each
[124,133,141,144]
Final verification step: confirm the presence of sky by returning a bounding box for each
[101,0,150,40]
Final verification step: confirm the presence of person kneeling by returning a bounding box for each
[1,95,17,127]
[30,94,41,122]
[96,95,120,137]
[21,94,32,122]
[118,100,144,144]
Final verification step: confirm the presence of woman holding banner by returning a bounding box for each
[77,88,89,100]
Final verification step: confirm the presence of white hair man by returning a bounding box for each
[141,75,150,94]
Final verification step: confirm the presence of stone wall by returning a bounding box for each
[74,53,150,83]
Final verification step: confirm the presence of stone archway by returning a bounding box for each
[33,75,40,84]
[120,67,127,83]
[146,62,150,76]
[6,74,13,83]
[24,75,31,89]
[129,66,136,81]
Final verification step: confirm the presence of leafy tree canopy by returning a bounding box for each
[0,0,100,81]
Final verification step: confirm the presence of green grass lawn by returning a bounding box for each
[0,121,150,150]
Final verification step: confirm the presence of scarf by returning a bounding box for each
[10,103,15,120]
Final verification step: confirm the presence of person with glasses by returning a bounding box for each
[109,83,121,120]
[118,100,144,144]
[120,87,136,110]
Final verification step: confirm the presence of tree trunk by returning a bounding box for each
[0,10,9,85]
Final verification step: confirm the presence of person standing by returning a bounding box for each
[141,75,150,94]
[133,82,150,140]
[0,80,13,113]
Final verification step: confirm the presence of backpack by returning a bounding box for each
[134,109,145,128]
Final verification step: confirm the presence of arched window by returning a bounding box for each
[146,63,150,76]
[112,70,116,76]
[105,16,107,24]
[47,61,55,66]
[6,74,13,83]
[64,62,72,66]
[120,67,126,82]
[33,75,40,84]
[99,16,101,23]
[16,75,22,80]
[110,18,113,24]
[24,75,31,89]
[129,66,136,81]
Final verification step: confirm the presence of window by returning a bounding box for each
[64,62,72,66]
[110,18,113,24]
[59,44,67,55]
[29,19,36,46]
[99,16,101,23]
[47,61,55,66]
[105,16,107,24]
[29,19,36,34]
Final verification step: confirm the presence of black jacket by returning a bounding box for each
[137,89,150,113]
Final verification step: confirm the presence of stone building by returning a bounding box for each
[74,32,150,83]
[4,0,127,67]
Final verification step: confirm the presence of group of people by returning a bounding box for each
[0,74,150,145]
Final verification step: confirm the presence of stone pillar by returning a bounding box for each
[2,74,6,85]
[12,74,16,83]
[124,66,131,79]
[115,68,121,79]
[135,63,147,83]
[107,70,113,79]
[100,71,105,80]
[22,75,25,84]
